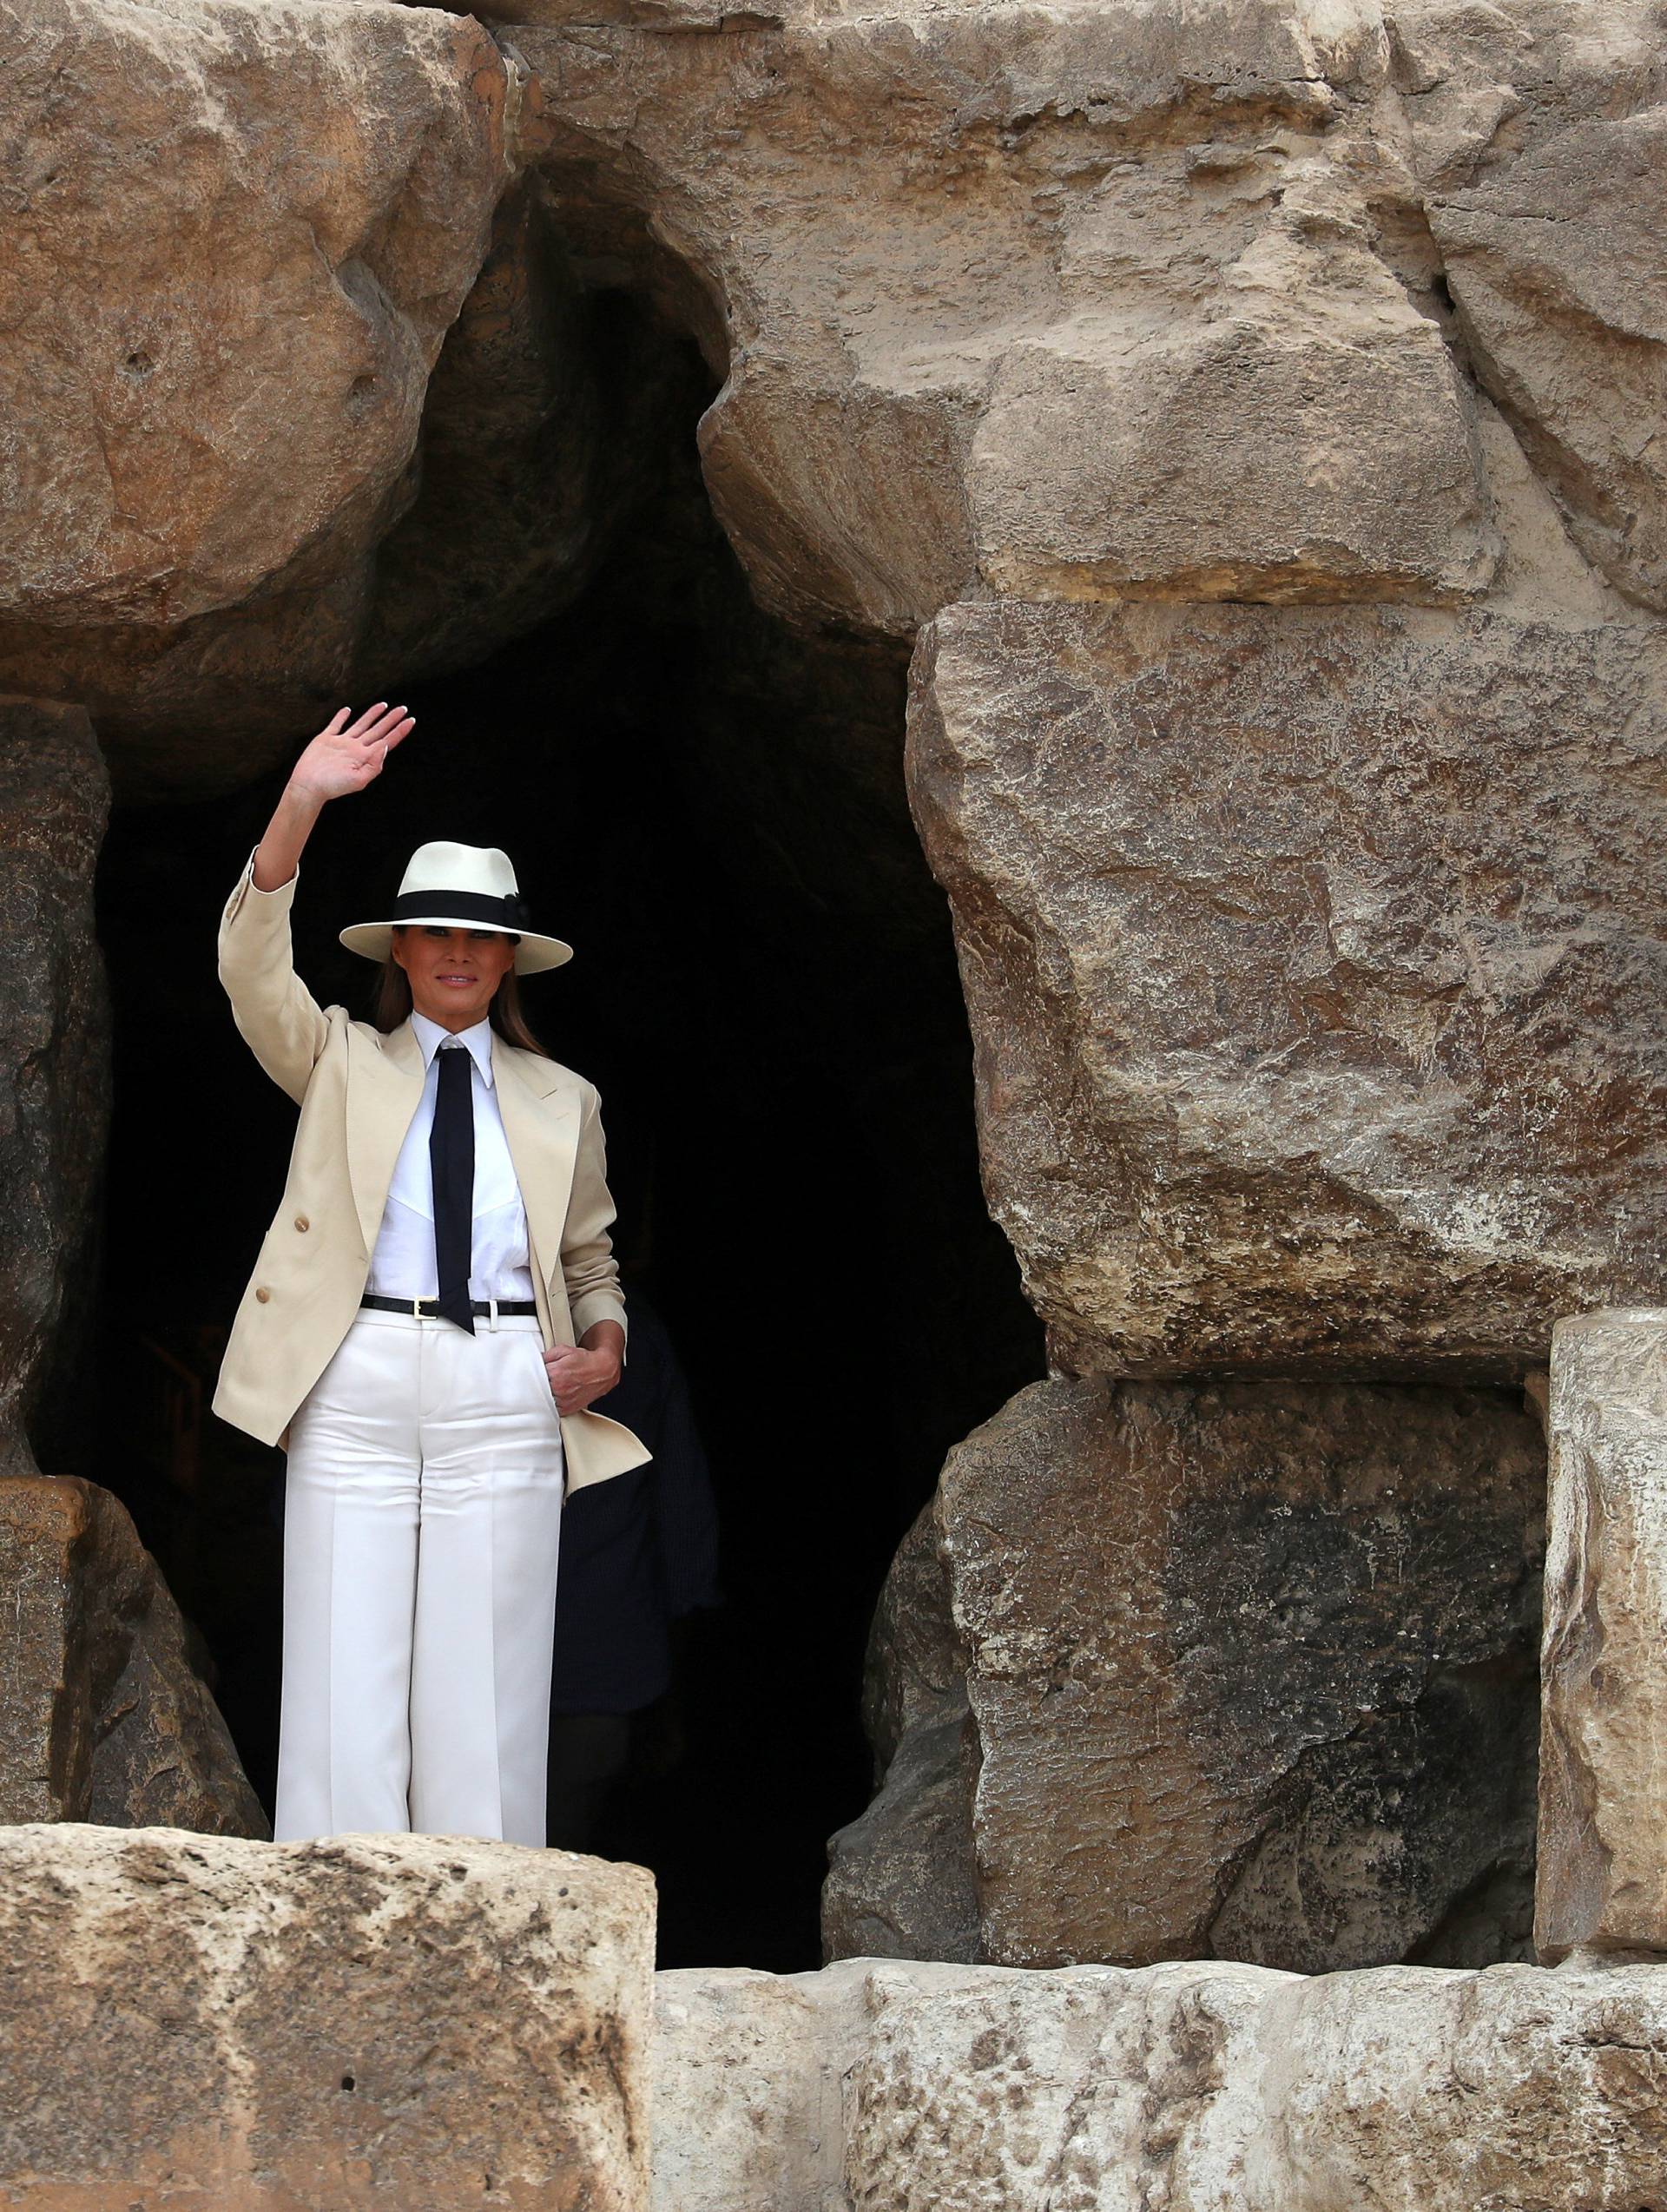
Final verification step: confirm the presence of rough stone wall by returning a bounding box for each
[655,1952,1667,2212]
[0,1477,267,1834]
[1537,1308,1667,1961]
[0,696,109,1478]
[0,1824,656,2210]
[832,1378,1545,1972]
[4,0,1663,1973]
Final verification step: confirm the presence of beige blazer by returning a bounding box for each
[210,851,651,1493]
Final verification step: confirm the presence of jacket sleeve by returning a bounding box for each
[563,1086,629,1352]
[217,847,331,1107]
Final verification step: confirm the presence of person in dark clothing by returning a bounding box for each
[545,1282,721,1849]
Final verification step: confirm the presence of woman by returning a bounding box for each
[212,701,649,1847]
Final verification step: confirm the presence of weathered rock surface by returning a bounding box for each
[0,1823,655,2210]
[0,696,109,1477]
[969,231,1496,606]
[511,0,1492,637]
[7,0,1664,805]
[907,596,1667,1379]
[1537,1307,1667,1961]
[653,1952,1667,2212]
[0,0,511,788]
[652,1959,995,2212]
[828,1376,1544,1973]
[0,1476,267,1835]
[823,1504,980,1964]
[1402,0,1667,613]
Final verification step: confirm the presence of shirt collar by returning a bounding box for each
[411,1009,496,1087]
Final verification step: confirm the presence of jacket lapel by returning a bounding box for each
[491,1036,583,1300]
[346,1018,427,1258]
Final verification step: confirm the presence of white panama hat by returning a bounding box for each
[339,839,573,975]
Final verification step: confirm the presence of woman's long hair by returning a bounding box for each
[372,932,551,1057]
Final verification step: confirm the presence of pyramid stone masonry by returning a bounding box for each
[5,0,1667,2190]
[0,1825,655,2210]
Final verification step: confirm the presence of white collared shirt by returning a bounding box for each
[365,1011,536,1303]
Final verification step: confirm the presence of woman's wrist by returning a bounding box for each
[253,785,326,891]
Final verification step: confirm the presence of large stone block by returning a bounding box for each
[510,0,1396,640]
[0,1824,655,2210]
[0,1476,267,1835]
[970,237,1496,605]
[907,597,1667,1379]
[1429,88,1667,612]
[0,696,109,1477]
[840,1955,1667,2212]
[0,0,510,788]
[651,1959,998,2212]
[829,1376,1545,1973]
[1537,1307,1667,1960]
[823,1505,980,1965]
[652,1952,1667,2212]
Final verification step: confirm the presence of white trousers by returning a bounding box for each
[273,1306,565,1847]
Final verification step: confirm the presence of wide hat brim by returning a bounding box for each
[339,914,574,974]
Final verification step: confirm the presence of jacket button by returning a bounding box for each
[294,1215,310,1233]
[255,1287,271,1304]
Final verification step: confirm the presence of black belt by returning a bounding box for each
[359,1294,539,1318]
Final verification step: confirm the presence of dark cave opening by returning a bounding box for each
[81,293,1044,1971]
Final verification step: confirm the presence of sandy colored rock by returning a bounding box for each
[845,1959,1283,2212]
[1536,1307,1667,1960]
[0,1476,267,1835]
[650,1958,999,2212]
[907,596,1667,1379]
[1255,1959,1667,2210]
[509,0,1420,637]
[1398,0,1667,611]
[0,1822,655,2210]
[653,1950,1667,2212]
[971,220,1496,605]
[652,1963,866,2212]
[839,1954,1667,2212]
[0,0,509,788]
[5,0,1662,796]
[833,1377,1544,1973]
[0,696,108,1476]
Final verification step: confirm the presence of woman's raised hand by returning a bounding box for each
[251,703,415,892]
[287,702,415,805]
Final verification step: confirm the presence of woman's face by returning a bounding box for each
[392,925,517,1030]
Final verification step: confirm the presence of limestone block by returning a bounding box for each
[834,1954,1667,2212]
[907,596,1667,1378]
[844,1960,1285,2212]
[1537,1307,1667,1959]
[0,1476,267,1836]
[971,243,1496,605]
[510,0,1392,638]
[0,0,509,787]
[1249,1959,1667,2211]
[0,697,108,1475]
[650,1959,999,2212]
[653,1963,866,2212]
[830,1377,1544,1974]
[0,1824,655,2210]
[1431,101,1667,612]
[823,1504,980,1965]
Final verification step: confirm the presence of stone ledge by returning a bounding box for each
[0,1823,655,2211]
[654,1952,1667,2211]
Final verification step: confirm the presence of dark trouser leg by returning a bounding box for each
[544,1711,633,1852]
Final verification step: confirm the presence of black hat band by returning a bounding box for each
[389,887,528,932]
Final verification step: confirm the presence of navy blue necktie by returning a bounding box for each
[431,1043,476,1333]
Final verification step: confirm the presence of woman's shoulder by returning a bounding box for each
[497,1038,600,1108]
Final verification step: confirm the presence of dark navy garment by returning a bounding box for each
[550,1288,721,1715]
